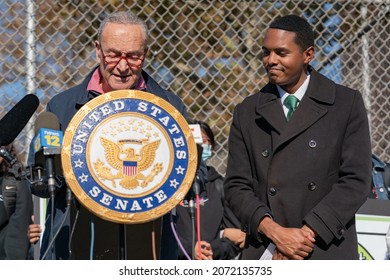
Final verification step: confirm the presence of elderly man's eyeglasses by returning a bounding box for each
[100,47,145,68]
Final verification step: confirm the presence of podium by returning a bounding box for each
[70,204,162,260]
[61,91,197,260]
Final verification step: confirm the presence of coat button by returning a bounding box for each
[308,182,317,191]
[309,140,317,148]
[337,227,345,235]
[261,149,269,157]
[269,187,277,196]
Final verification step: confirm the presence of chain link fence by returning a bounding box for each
[0,0,389,175]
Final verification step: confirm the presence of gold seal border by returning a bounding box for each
[61,90,197,224]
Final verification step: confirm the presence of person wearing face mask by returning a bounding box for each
[201,140,213,162]
[175,120,245,260]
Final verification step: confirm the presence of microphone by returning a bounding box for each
[184,124,204,201]
[185,143,203,208]
[187,124,204,260]
[0,94,39,146]
[188,123,204,194]
[193,144,203,196]
[32,112,63,195]
[0,146,17,167]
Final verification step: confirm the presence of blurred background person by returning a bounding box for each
[28,216,42,246]
[175,120,244,260]
[369,154,390,260]
[370,154,390,200]
[0,144,33,259]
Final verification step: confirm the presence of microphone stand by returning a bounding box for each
[44,155,57,259]
[189,198,196,259]
[188,175,201,260]
[188,143,203,260]
[118,224,127,260]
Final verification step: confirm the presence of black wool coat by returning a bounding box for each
[224,69,371,260]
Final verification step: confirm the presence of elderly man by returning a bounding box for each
[33,11,195,260]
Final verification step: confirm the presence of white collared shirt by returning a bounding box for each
[277,73,311,118]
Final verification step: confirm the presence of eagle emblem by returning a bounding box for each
[93,137,163,190]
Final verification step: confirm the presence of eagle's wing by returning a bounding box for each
[138,140,161,171]
[100,137,122,170]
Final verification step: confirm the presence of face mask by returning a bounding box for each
[201,143,213,161]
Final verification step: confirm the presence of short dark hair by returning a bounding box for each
[269,15,314,51]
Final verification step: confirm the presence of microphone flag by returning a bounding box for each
[33,128,63,155]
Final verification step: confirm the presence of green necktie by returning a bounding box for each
[284,95,299,121]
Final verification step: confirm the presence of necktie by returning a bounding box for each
[284,95,299,121]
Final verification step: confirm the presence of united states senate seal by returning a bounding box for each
[61,90,197,224]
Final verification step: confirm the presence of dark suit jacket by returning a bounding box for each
[224,69,371,260]
[36,67,193,259]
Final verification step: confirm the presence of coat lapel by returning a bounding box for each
[275,96,327,151]
[255,84,286,134]
[255,70,335,153]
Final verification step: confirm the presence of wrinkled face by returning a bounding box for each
[262,28,314,93]
[96,23,147,92]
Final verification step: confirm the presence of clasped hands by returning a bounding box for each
[260,217,316,260]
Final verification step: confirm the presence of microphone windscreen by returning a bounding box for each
[34,112,60,134]
[196,143,203,171]
[0,94,39,146]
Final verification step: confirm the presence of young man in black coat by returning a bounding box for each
[224,15,371,260]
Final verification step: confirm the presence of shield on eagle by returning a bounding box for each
[123,161,137,176]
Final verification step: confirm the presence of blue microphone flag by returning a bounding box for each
[33,128,63,155]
